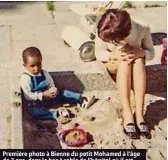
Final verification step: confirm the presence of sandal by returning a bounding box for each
[137,122,151,139]
[81,96,96,109]
[123,123,139,139]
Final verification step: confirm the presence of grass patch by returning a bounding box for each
[123,1,136,8]
[144,4,162,8]
[46,1,55,11]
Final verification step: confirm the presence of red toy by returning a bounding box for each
[58,128,88,147]
[161,38,167,66]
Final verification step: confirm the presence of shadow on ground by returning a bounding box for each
[50,71,85,93]
[22,99,62,149]
[0,2,18,9]
[144,92,167,130]
[0,2,35,10]
[152,32,167,45]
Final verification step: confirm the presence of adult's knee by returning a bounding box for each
[133,58,145,65]
[118,60,132,69]
[106,61,118,74]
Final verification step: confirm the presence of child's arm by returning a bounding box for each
[43,70,55,88]
[43,70,58,97]
[20,75,43,101]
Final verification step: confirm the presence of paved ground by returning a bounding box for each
[0,26,12,149]
[0,1,167,150]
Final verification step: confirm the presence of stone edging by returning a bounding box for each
[10,74,23,149]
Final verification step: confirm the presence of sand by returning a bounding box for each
[23,91,167,160]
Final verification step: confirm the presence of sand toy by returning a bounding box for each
[58,128,88,147]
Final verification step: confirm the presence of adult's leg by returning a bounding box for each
[116,61,134,127]
[132,58,146,124]
[106,60,134,127]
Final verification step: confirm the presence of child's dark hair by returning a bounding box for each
[22,47,42,63]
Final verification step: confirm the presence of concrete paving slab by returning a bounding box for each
[9,69,23,149]
[0,28,2,54]
[53,11,81,27]
[54,1,107,12]
[0,2,54,26]
[11,96,23,149]
[11,24,58,41]
[0,83,11,149]
[0,26,12,148]
[126,7,167,33]
[146,46,163,65]
[54,1,72,11]
[0,68,10,83]
[0,26,11,64]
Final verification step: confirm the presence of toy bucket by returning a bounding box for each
[58,128,88,147]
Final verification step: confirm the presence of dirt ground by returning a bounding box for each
[22,91,167,160]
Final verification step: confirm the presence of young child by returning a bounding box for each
[20,46,95,120]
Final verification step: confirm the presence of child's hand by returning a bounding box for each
[42,88,58,98]
[49,87,58,98]
[42,90,51,98]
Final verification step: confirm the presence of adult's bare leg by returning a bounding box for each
[106,60,134,127]
[116,61,134,127]
[132,58,146,125]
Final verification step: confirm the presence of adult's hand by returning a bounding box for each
[119,44,146,63]
[109,50,128,61]
[109,44,146,64]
